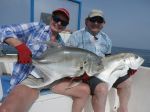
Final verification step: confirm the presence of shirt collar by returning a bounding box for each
[85,27,100,40]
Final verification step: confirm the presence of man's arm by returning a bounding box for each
[0,23,41,63]
[5,38,32,64]
[5,37,22,47]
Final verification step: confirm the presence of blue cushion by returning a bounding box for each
[0,75,11,101]
[0,75,52,101]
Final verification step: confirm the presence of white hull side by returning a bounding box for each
[0,63,149,112]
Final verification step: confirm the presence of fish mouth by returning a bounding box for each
[138,57,144,66]
[130,57,144,69]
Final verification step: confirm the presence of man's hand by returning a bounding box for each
[15,43,32,64]
[128,68,137,76]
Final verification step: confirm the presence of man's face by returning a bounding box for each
[50,12,69,33]
[86,16,105,35]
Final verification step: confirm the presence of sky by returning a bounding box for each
[80,0,150,50]
[0,0,150,50]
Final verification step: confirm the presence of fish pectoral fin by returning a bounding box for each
[28,75,45,82]
[28,74,44,82]
[110,65,129,77]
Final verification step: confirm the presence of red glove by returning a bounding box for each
[15,43,32,64]
[127,68,137,76]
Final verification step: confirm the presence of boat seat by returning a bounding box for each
[0,75,11,101]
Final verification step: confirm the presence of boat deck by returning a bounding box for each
[0,66,150,112]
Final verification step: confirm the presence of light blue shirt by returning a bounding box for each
[66,28,112,57]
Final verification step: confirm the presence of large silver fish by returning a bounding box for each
[0,44,144,90]
[96,53,144,90]
[0,44,102,89]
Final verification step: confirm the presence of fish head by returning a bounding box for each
[123,53,144,69]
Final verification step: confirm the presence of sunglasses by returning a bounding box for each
[88,16,104,23]
[52,15,69,27]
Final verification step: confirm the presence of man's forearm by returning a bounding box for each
[4,38,23,47]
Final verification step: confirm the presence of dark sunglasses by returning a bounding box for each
[88,16,104,23]
[52,15,69,27]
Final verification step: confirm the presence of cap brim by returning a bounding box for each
[53,10,69,21]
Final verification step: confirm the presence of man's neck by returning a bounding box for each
[85,27,98,40]
[85,27,98,37]
[50,29,59,42]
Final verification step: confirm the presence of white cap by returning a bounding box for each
[88,9,104,18]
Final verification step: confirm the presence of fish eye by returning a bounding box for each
[134,54,139,59]
[84,61,87,64]
[80,66,83,70]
